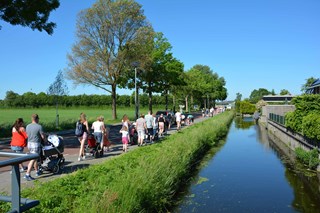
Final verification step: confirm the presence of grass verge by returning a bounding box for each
[0,111,234,212]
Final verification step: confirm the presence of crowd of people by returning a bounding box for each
[8,110,194,181]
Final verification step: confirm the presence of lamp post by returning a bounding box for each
[132,62,139,120]
[135,66,139,120]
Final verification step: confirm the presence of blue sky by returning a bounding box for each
[0,0,319,101]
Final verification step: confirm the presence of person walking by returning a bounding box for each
[119,125,130,152]
[175,110,182,131]
[122,114,131,129]
[136,114,147,146]
[158,114,165,137]
[77,113,90,161]
[24,114,46,181]
[10,118,28,172]
[145,111,153,142]
[152,113,158,142]
[91,115,106,155]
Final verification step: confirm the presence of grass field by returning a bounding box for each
[0,106,162,137]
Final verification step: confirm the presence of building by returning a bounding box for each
[262,95,295,103]
[306,78,320,94]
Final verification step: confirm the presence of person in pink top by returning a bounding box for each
[119,125,130,152]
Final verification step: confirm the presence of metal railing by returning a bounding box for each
[0,152,40,213]
[269,113,285,126]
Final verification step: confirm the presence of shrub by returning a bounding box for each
[295,147,320,170]
[302,112,320,141]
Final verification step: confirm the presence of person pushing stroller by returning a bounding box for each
[91,115,106,156]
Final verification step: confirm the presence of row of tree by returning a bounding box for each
[0,91,176,108]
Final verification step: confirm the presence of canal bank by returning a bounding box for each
[260,104,320,171]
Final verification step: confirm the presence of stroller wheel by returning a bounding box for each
[94,151,100,158]
[52,165,60,174]
[59,158,65,170]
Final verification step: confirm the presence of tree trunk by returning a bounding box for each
[185,95,189,112]
[148,82,153,113]
[112,83,117,120]
[165,90,168,110]
[173,95,176,112]
[191,95,194,109]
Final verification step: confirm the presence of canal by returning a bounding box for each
[176,117,320,213]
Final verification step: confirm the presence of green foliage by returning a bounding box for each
[280,89,290,95]
[302,112,320,141]
[301,77,317,93]
[285,94,320,138]
[0,92,172,108]
[249,88,271,103]
[295,147,320,170]
[285,111,302,132]
[235,100,241,113]
[0,0,60,34]
[0,112,234,212]
[239,100,256,115]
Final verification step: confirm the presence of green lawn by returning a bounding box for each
[0,107,162,137]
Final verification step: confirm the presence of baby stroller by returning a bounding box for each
[85,133,103,158]
[129,123,138,145]
[39,134,65,174]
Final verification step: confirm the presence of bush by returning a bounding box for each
[302,113,320,141]
[295,147,320,170]
[285,95,320,141]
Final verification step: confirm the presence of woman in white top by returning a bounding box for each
[91,115,106,152]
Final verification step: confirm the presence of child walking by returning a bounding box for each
[119,125,130,153]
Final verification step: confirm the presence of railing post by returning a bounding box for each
[0,152,40,212]
[11,164,21,212]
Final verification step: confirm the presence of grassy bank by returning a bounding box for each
[0,111,234,212]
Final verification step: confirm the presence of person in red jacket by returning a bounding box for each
[10,118,28,172]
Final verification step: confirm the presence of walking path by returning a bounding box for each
[0,113,208,195]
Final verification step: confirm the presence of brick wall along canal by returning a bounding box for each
[176,117,320,213]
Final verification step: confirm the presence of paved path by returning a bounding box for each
[0,113,207,194]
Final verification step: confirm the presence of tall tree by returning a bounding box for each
[249,88,271,103]
[120,32,184,112]
[66,0,151,119]
[301,77,317,93]
[47,70,68,128]
[235,92,242,101]
[190,65,227,107]
[280,89,290,95]
[0,0,60,34]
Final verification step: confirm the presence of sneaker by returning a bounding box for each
[20,168,25,172]
[78,157,81,161]
[82,156,86,160]
[35,171,41,177]
[24,174,35,181]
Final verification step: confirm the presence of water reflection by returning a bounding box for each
[234,116,253,129]
[176,118,320,213]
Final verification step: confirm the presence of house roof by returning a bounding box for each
[305,78,320,94]
[309,78,320,88]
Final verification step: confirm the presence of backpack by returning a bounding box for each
[75,121,84,137]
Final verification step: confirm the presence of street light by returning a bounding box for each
[132,62,140,120]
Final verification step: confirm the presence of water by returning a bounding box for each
[176,117,320,213]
